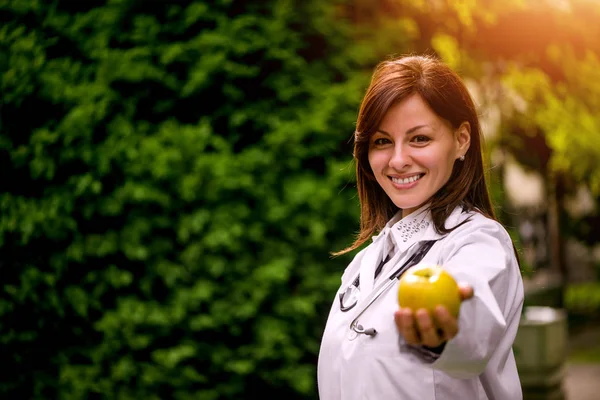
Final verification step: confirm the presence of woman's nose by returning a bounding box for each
[389,145,411,169]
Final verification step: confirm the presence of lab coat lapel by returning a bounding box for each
[357,210,403,295]
[357,232,386,296]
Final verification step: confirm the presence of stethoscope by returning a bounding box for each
[339,240,438,337]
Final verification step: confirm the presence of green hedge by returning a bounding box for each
[0,0,415,398]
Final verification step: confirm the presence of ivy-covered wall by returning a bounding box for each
[0,1,409,398]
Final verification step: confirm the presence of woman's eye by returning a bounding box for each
[412,135,430,144]
[373,138,391,146]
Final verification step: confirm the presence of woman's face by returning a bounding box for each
[368,93,470,218]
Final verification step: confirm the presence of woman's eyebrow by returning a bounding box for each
[406,125,429,134]
[376,125,429,136]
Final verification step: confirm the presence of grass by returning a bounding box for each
[569,344,600,363]
[567,324,600,363]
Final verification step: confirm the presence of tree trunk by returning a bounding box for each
[547,171,568,307]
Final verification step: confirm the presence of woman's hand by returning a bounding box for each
[394,283,474,348]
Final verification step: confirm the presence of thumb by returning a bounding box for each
[458,282,474,300]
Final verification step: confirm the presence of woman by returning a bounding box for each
[317,55,524,399]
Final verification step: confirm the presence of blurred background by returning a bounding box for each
[1,0,599,399]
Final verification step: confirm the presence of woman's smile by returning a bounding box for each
[390,173,425,186]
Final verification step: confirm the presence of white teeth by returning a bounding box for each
[391,174,423,185]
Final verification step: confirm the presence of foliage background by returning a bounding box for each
[2,0,600,399]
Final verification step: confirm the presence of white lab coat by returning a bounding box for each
[317,205,524,400]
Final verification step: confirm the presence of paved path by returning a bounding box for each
[522,271,600,400]
[562,324,600,400]
[563,363,600,400]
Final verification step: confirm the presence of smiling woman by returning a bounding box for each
[350,56,489,244]
[318,55,525,400]
[368,94,470,218]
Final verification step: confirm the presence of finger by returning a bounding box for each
[415,308,443,348]
[395,308,420,345]
[458,282,474,300]
[434,305,459,340]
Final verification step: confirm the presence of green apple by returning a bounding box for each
[397,264,461,326]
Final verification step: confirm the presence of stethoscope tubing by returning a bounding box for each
[345,240,438,336]
[349,277,398,335]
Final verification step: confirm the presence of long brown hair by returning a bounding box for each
[336,54,496,255]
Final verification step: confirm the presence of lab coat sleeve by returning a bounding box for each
[416,216,523,378]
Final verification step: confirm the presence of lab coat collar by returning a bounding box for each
[380,204,472,254]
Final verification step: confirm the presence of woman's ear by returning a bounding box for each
[455,122,471,158]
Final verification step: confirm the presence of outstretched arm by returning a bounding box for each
[394,218,524,378]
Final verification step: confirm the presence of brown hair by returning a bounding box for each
[336,54,496,255]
